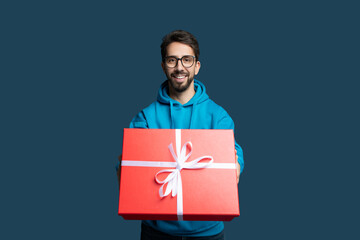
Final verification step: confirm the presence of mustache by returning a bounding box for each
[171,70,189,76]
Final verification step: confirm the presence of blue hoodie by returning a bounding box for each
[127,79,244,237]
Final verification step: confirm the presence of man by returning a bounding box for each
[117,30,244,240]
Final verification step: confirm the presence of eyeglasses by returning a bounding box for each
[163,55,196,68]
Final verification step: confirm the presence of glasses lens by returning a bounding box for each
[165,57,177,67]
[182,56,194,67]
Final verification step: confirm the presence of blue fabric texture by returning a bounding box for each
[124,79,244,237]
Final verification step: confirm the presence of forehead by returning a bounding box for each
[166,42,195,57]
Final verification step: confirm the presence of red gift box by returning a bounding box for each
[118,128,240,221]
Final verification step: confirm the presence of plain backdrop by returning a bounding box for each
[1,1,359,239]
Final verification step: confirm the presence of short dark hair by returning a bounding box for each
[161,30,200,61]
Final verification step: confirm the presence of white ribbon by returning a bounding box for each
[154,141,213,220]
[121,129,236,221]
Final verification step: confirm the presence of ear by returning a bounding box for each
[161,61,166,74]
[195,61,201,75]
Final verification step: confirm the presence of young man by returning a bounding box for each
[117,30,244,240]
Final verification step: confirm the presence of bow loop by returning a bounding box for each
[155,169,178,197]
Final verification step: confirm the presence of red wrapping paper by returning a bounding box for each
[118,128,240,221]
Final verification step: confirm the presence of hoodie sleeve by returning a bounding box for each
[129,111,149,129]
[216,110,244,174]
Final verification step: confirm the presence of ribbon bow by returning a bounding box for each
[155,142,214,198]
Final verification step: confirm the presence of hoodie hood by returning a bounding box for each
[156,79,209,129]
[157,79,209,106]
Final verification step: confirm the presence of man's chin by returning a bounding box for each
[169,78,192,93]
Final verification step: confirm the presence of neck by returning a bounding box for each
[168,82,196,105]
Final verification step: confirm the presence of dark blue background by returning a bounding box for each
[1,1,358,239]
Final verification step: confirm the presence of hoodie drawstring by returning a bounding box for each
[189,102,196,129]
[170,102,174,128]
[170,102,196,129]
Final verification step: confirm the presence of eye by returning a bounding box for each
[183,56,192,63]
[166,57,176,63]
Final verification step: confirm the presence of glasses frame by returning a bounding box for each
[163,55,196,68]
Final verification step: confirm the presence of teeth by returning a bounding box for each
[174,76,185,79]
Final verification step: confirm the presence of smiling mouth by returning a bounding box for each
[172,74,187,81]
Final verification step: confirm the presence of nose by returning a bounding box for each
[175,59,185,70]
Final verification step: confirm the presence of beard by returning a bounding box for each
[167,70,194,93]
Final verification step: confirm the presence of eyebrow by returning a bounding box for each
[166,55,193,58]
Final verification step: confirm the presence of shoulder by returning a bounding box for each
[130,102,157,128]
[142,101,159,115]
[203,99,235,129]
[205,99,230,118]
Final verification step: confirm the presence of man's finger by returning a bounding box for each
[236,162,240,184]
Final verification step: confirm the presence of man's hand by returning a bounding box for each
[117,154,122,186]
[235,150,240,184]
